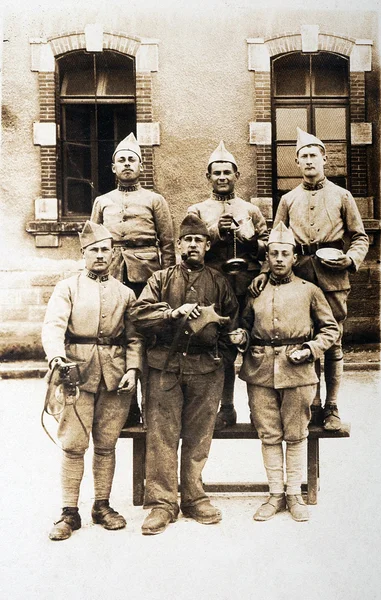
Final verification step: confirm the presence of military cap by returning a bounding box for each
[296,127,325,155]
[112,132,142,162]
[79,221,113,249]
[207,140,238,170]
[179,214,209,238]
[268,222,295,246]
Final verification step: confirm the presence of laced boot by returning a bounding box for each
[49,507,81,541]
[214,404,237,430]
[253,494,286,521]
[323,402,342,431]
[92,500,126,530]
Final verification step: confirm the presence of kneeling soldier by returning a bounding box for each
[234,222,339,521]
[130,214,239,534]
[42,221,143,540]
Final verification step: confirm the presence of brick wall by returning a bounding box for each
[0,267,81,360]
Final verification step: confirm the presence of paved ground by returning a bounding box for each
[1,370,380,600]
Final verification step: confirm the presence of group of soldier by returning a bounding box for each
[41,128,369,540]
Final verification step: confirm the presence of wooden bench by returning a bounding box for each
[119,421,350,506]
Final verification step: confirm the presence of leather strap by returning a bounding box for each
[251,336,310,347]
[295,240,344,256]
[66,335,125,346]
[113,240,157,248]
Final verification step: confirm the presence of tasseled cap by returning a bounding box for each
[296,127,325,155]
[112,132,142,162]
[207,140,237,170]
[268,222,296,246]
[79,221,113,249]
[179,214,209,238]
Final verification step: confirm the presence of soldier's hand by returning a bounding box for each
[118,369,137,394]
[320,254,353,271]
[249,273,269,297]
[172,303,201,320]
[288,348,311,364]
[218,213,234,234]
[50,356,67,370]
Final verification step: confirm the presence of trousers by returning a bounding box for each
[247,384,316,445]
[144,366,224,517]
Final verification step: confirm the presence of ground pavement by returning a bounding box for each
[0,367,380,600]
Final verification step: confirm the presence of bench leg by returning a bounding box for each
[307,437,319,505]
[132,437,146,506]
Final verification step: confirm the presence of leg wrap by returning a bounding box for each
[261,443,284,495]
[61,450,85,507]
[93,448,116,501]
[324,357,344,405]
[286,440,306,496]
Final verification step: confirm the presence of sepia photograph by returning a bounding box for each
[0,0,380,598]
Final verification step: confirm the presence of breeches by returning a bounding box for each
[57,381,132,455]
[323,290,348,360]
[247,384,316,445]
[144,367,224,516]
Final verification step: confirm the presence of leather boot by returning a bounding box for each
[323,402,342,431]
[49,507,81,541]
[92,500,126,530]
[182,501,222,524]
[253,494,286,521]
[141,508,174,535]
[286,495,309,522]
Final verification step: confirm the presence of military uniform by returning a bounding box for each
[187,141,268,429]
[260,129,369,430]
[42,221,143,540]
[188,193,268,296]
[91,184,175,296]
[239,222,339,521]
[91,133,175,426]
[130,218,239,527]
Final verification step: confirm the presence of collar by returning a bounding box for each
[86,269,109,282]
[211,191,236,202]
[117,182,141,192]
[269,272,294,286]
[180,261,205,273]
[302,177,326,191]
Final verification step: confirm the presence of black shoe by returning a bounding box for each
[92,500,126,530]
[49,507,81,541]
[214,406,237,430]
[124,402,141,427]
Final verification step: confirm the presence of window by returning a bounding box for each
[272,52,349,208]
[58,51,136,217]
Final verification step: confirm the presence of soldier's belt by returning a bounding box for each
[113,239,157,248]
[251,336,310,347]
[66,335,125,346]
[295,240,343,256]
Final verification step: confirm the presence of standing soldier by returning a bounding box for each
[91,132,176,424]
[42,221,143,541]
[235,222,339,522]
[130,214,239,535]
[251,128,369,430]
[188,141,268,429]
